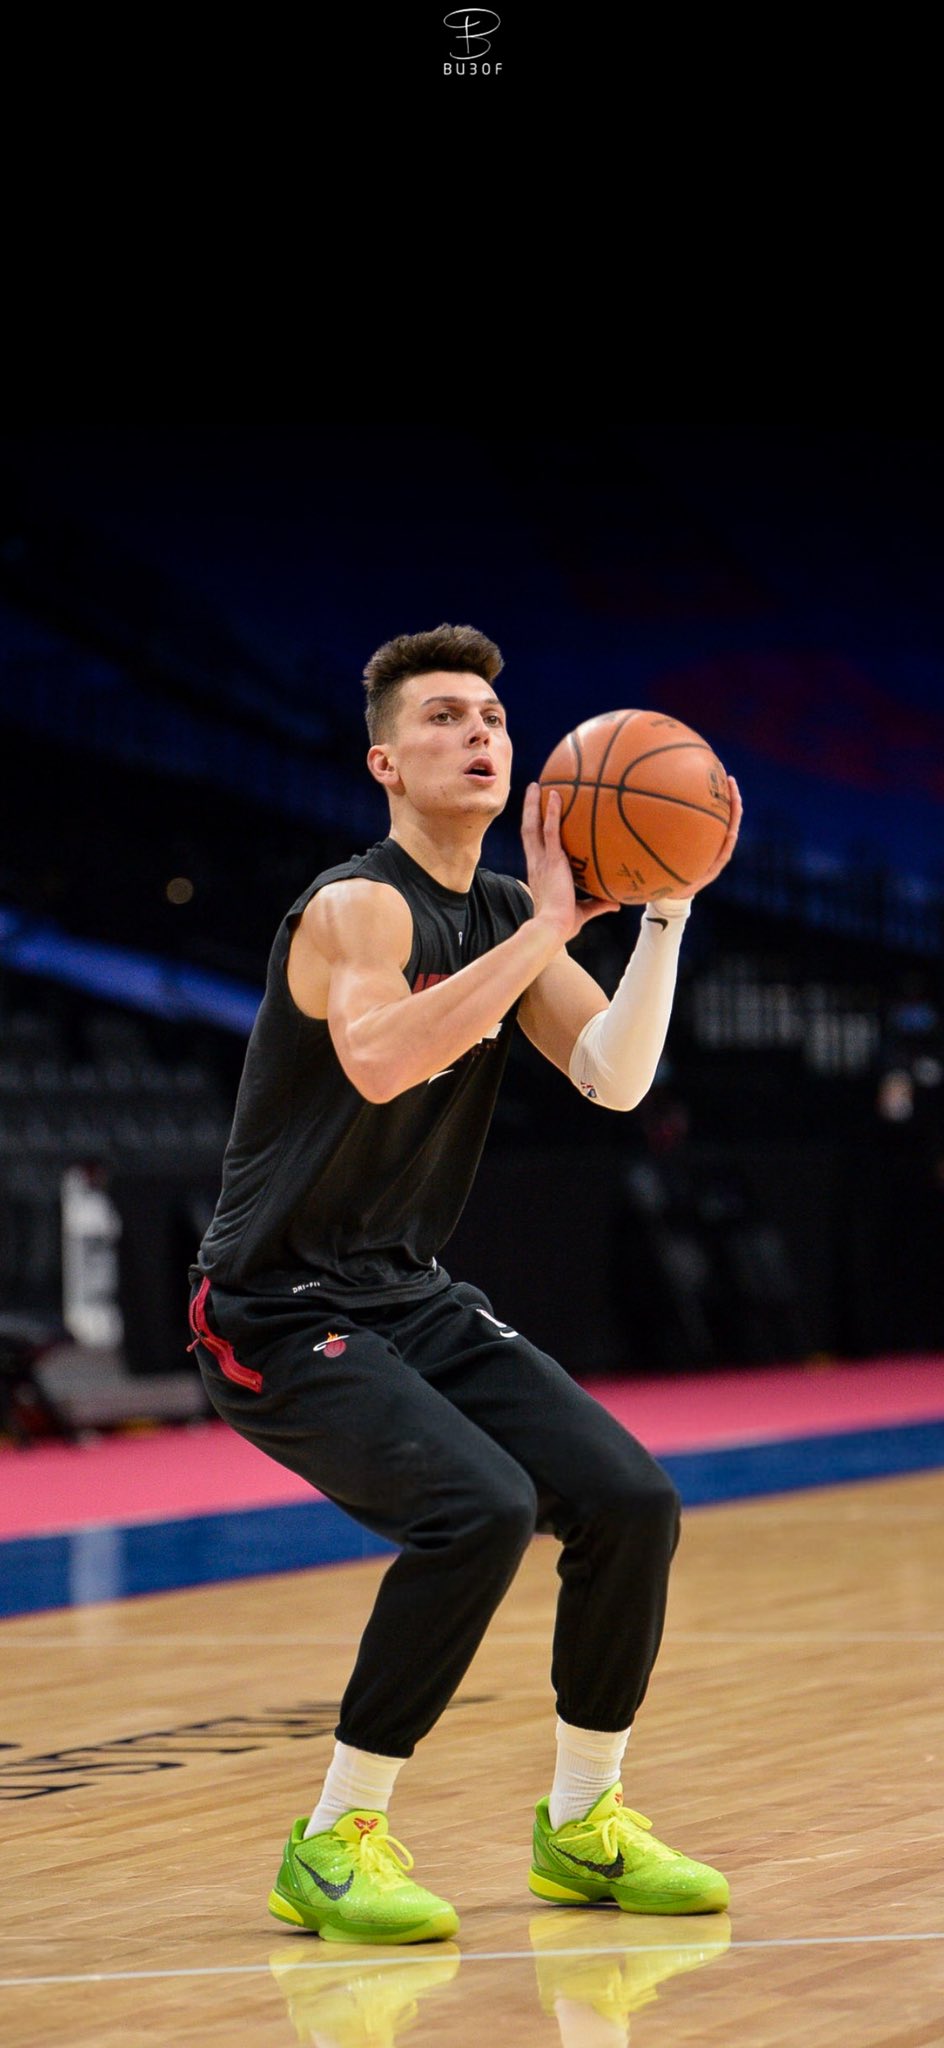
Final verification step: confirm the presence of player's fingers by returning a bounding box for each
[542,787,561,844]
[704,808,742,883]
[521,782,542,845]
[575,897,619,927]
[721,778,742,858]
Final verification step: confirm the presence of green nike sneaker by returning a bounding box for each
[268,1811,459,1944]
[530,1785,729,1915]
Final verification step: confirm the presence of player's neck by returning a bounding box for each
[387,814,485,894]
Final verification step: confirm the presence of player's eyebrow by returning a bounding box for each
[420,693,506,714]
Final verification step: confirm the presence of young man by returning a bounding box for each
[189,624,742,1945]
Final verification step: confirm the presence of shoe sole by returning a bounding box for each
[529,1869,729,1914]
[267,1887,459,1943]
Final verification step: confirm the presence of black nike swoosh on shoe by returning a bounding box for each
[295,1854,355,1900]
[558,1848,625,1879]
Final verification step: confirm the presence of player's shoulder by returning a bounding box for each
[305,874,411,939]
[286,846,410,950]
[288,843,400,916]
[298,842,389,900]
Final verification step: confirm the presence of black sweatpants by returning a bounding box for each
[189,1274,681,1758]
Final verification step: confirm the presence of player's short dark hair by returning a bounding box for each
[362,624,504,742]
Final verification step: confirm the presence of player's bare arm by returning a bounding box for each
[288,873,583,1103]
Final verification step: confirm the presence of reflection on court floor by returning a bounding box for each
[268,1914,733,2046]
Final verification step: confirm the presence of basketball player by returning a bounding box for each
[189,625,742,1944]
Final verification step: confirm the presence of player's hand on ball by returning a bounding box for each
[649,776,743,901]
[522,783,619,941]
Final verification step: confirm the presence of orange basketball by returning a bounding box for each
[539,708,730,903]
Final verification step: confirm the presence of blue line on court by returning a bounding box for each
[661,1418,944,1505]
[1,1420,943,1619]
[0,1500,393,1621]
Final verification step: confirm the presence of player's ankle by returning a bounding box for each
[304,1740,405,1838]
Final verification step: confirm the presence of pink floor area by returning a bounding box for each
[581,1354,944,1451]
[0,1422,316,1539]
[2,1355,943,1540]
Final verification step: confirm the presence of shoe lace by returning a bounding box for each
[356,1830,416,1891]
[569,1806,676,1866]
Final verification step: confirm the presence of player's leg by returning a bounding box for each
[188,1277,538,1938]
[397,1280,679,1730]
[396,1279,729,1913]
[192,1279,539,1749]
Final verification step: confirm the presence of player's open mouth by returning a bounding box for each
[465,758,496,779]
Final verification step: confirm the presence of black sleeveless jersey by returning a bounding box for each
[196,837,533,1304]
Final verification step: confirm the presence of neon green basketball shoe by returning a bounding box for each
[530,1785,729,1915]
[268,1811,459,1944]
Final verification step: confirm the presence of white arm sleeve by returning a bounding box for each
[568,899,691,1110]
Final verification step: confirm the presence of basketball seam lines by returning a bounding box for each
[613,809,689,886]
[590,712,634,903]
[620,789,729,819]
[626,741,715,766]
[542,781,728,824]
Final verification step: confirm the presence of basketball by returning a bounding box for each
[539,709,731,904]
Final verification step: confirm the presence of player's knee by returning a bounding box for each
[476,1471,538,1567]
[594,1460,680,1560]
[646,1467,682,1558]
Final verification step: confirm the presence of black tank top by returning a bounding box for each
[196,837,533,1303]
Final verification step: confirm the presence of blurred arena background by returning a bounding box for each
[1,422,942,1441]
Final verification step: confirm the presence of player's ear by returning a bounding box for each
[367,742,404,794]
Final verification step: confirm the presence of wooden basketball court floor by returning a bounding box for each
[2,1447,943,2047]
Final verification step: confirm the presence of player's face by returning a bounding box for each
[371,672,513,818]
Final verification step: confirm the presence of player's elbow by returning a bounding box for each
[609,1074,653,1112]
[571,1058,650,1112]
[332,1042,390,1103]
[346,1046,414,1103]
[568,1013,660,1114]
[349,1060,402,1104]
[579,1083,643,1113]
[367,1076,409,1104]
[333,1018,404,1103]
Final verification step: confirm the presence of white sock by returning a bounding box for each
[303,1741,405,1837]
[548,1717,632,1831]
